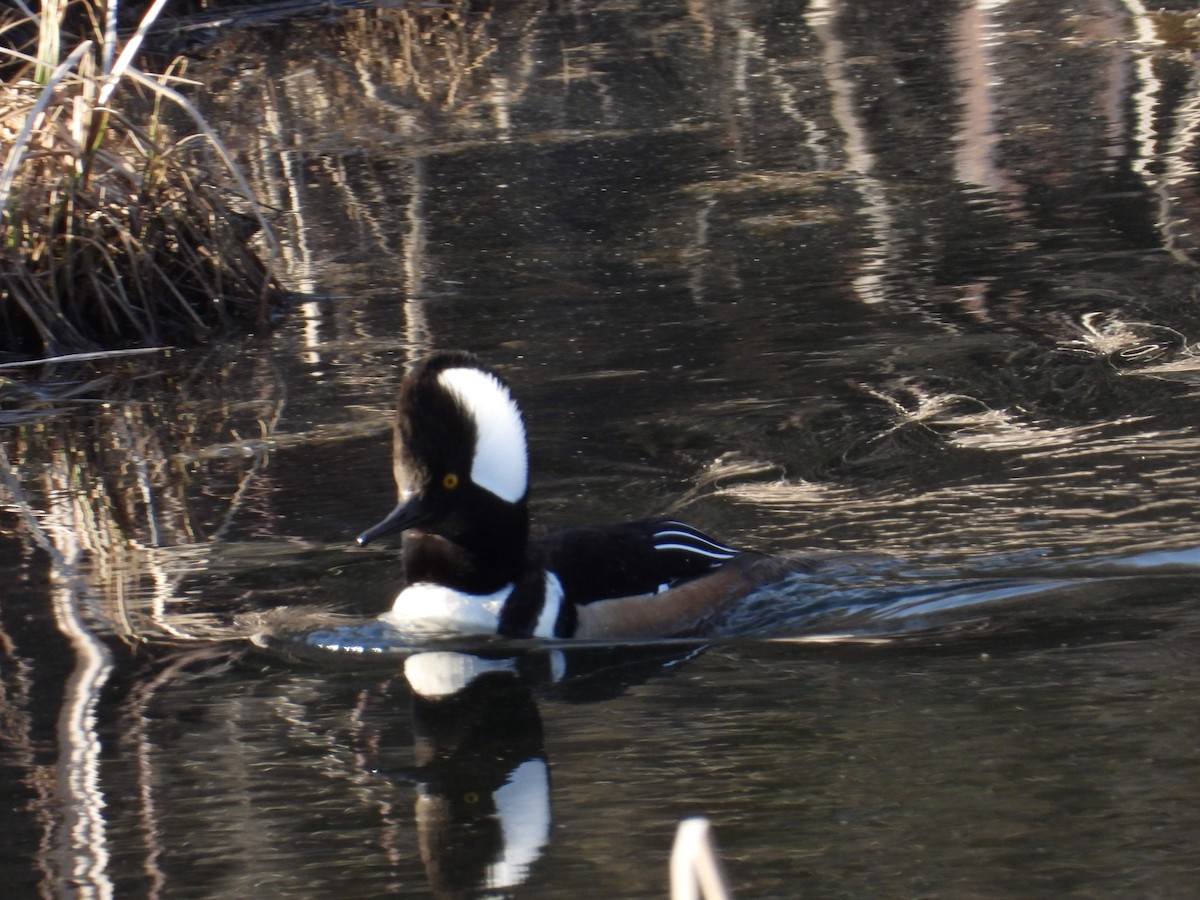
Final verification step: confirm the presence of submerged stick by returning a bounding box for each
[671,817,733,900]
[0,346,169,370]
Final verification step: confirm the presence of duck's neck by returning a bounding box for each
[402,503,529,595]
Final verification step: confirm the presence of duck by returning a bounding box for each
[356,351,783,639]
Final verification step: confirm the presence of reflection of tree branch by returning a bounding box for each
[3,439,117,893]
[806,0,898,307]
[1,442,116,894]
[49,574,114,898]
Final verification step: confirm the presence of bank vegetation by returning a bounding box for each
[0,0,284,359]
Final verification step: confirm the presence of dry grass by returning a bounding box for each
[0,0,285,358]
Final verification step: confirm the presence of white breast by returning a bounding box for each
[403,649,567,699]
[381,582,513,634]
[403,651,518,697]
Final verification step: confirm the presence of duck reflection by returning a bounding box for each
[353,642,704,898]
[404,651,551,896]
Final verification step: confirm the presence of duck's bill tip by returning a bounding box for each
[356,498,428,546]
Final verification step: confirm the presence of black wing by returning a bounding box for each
[536,518,741,606]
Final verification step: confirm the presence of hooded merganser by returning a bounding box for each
[357,351,779,639]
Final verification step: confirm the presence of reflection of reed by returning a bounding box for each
[0,348,313,891]
[116,644,235,895]
[209,4,545,362]
[0,353,287,644]
[342,3,509,111]
[188,0,1200,355]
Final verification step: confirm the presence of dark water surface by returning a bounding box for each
[5,0,1200,896]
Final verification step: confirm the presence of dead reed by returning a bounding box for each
[0,0,284,359]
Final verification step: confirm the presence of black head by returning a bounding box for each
[356,351,530,549]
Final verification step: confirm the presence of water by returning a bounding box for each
[4,0,1200,895]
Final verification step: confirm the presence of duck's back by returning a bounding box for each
[533,519,742,605]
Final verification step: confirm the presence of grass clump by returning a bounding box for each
[0,0,284,359]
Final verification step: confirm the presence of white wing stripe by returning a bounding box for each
[653,542,737,560]
[655,533,736,552]
[653,529,738,555]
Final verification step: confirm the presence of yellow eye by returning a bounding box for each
[442,473,460,490]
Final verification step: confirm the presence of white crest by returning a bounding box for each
[438,366,528,503]
[486,758,552,890]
